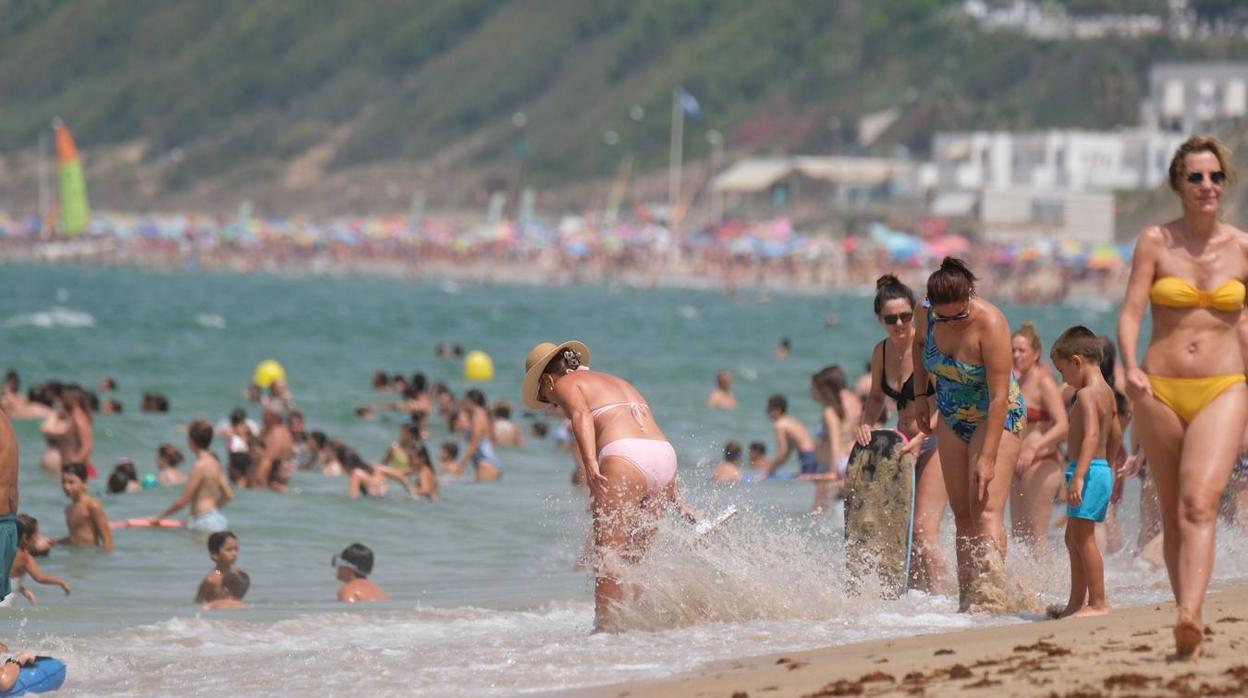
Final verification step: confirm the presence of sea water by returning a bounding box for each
[1,263,1245,696]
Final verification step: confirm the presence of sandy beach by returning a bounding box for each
[567,585,1248,698]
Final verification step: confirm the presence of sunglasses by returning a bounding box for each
[1186,170,1227,185]
[331,554,363,576]
[931,305,971,323]
[881,312,913,325]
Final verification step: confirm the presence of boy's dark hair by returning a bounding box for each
[158,443,184,467]
[230,407,247,426]
[107,469,134,494]
[189,418,214,450]
[766,394,787,414]
[15,513,37,540]
[62,462,88,482]
[723,441,742,463]
[208,530,238,556]
[748,441,767,456]
[440,441,459,460]
[1051,325,1103,363]
[221,569,250,600]
[340,543,374,577]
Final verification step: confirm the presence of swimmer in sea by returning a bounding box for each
[710,441,744,484]
[764,395,817,481]
[407,443,439,501]
[458,389,502,482]
[379,424,416,475]
[334,543,388,603]
[491,402,524,448]
[706,370,737,410]
[747,441,770,481]
[202,570,249,610]
[341,446,418,499]
[195,531,238,604]
[106,459,142,495]
[2,515,70,606]
[152,419,233,534]
[156,443,187,486]
[251,408,294,491]
[59,462,112,552]
[0,371,51,421]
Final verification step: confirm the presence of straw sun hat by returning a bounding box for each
[522,340,590,409]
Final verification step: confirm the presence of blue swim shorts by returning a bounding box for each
[798,450,827,475]
[1066,459,1112,523]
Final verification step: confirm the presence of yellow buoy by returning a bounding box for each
[463,350,495,382]
[253,359,286,389]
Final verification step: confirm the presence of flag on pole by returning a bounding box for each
[677,88,701,120]
[54,118,90,235]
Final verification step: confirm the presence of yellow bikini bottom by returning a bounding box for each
[1148,373,1246,424]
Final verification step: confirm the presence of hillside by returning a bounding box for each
[2,0,1248,215]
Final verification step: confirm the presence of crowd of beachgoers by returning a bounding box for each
[0,213,1122,302]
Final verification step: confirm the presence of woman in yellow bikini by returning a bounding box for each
[1118,136,1248,659]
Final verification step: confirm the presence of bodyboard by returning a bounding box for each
[843,429,916,597]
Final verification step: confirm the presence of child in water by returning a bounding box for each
[156,444,187,486]
[1048,326,1119,619]
[59,462,113,553]
[437,442,461,478]
[195,531,239,604]
[764,395,817,478]
[747,441,771,480]
[334,543,388,603]
[2,515,71,606]
[203,570,249,610]
[710,441,744,484]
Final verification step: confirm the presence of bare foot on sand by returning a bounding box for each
[1069,605,1108,619]
[1174,616,1203,659]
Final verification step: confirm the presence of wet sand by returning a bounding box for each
[565,585,1248,698]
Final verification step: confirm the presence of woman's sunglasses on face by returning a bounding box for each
[1186,170,1227,186]
[881,312,913,325]
[931,305,971,322]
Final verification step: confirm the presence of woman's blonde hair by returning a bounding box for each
[1012,321,1041,353]
[1168,135,1235,192]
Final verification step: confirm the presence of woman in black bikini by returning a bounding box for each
[855,274,953,593]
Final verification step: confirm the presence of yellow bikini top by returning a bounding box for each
[1149,276,1246,311]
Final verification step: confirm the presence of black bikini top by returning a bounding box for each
[878,340,931,410]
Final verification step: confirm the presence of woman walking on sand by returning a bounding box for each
[1118,135,1248,659]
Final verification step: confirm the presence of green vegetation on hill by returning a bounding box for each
[1,0,1247,192]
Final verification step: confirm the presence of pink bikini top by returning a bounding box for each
[589,402,650,430]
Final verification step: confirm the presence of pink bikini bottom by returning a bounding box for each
[598,438,677,496]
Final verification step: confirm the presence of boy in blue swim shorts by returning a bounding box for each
[1049,326,1120,619]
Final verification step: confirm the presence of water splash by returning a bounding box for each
[5,307,96,328]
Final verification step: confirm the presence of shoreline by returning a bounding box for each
[0,242,1125,303]
[562,585,1248,697]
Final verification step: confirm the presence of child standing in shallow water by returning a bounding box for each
[2,515,71,606]
[195,531,239,604]
[1049,326,1120,619]
[59,462,112,553]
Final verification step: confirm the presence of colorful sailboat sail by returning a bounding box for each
[54,118,89,235]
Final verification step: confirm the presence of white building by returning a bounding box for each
[977,189,1114,245]
[933,129,1186,193]
[1144,62,1248,134]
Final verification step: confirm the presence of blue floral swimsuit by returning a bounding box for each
[922,303,1027,442]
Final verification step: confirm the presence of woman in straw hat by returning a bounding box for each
[523,340,694,632]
